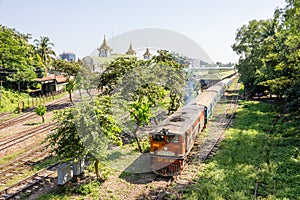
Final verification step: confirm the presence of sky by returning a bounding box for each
[0,0,287,63]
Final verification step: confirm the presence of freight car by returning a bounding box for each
[149,75,236,176]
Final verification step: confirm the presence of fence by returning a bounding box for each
[18,90,65,112]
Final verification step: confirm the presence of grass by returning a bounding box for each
[0,88,31,113]
[0,87,67,114]
[0,149,26,165]
[182,100,300,199]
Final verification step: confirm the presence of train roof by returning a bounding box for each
[151,102,204,136]
[194,90,217,107]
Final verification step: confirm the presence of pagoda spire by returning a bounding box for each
[143,47,152,60]
[125,41,136,55]
[98,35,112,57]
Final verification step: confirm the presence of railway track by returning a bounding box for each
[0,162,59,200]
[0,122,56,154]
[0,95,73,130]
[0,92,98,199]
[0,113,12,123]
[0,145,48,173]
[0,148,51,185]
[147,80,241,199]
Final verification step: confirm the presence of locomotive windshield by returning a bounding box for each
[153,134,164,142]
[167,135,179,143]
[152,129,179,143]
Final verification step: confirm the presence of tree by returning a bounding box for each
[96,50,189,152]
[34,36,56,70]
[232,0,299,109]
[98,57,138,94]
[0,25,41,91]
[35,105,46,123]
[128,83,167,153]
[52,59,81,104]
[44,95,122,179]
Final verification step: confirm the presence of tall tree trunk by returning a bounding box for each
[94,159,100,179]
[69,91,74,105]
[133,124,143,153]
[42,116,45,123]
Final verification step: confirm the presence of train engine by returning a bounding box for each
[149,102,205,176]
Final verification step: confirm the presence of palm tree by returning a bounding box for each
[34,36,56,70]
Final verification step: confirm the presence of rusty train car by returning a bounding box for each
[149,75,236,176]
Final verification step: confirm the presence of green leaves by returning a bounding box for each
[232,1,300,107]
[0,24,40,90]
[33,36,56,67]
[44,95,123,162]
[52,59,81,104]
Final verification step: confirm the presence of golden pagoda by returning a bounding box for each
[143,47,152,60]
[98,35,112,57]
[125,42,136,55]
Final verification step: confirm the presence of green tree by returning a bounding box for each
[128,83,167,153]
[96,50,188,152]
[0,25,40,91]
[232,0,300,110]
[34,36,56,70]
[35,105,46,123]
[98,57,138,94]
[52,59,81,104]
[44,95,122,179]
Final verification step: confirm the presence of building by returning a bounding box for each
[97,36,112,57]
[82,35,137,73]
[143,47,152,60]
[35,75,68,94]
[125,42,136,55]
[59,52,76,62]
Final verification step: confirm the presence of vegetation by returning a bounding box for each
[52,59,81,104]
[34,104,46,123]
[0,88,31,113]
[97,50,189,153]
[0,25,46,92]
[232,0,300,113]
[36,164,111,200]
[182,100,300,199]
[33,36,56,70]
[44,95,122,179]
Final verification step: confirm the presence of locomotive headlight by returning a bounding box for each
[164,147,168,151]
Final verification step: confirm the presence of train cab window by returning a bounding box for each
[167,135,179,143]
[153,134,165,142]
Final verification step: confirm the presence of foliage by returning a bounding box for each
[52,59,81,104]
[44,95,122,178]
[33,36,56,68]
[34,104,46,123]
[232,0,300,110]
[0,24,43,91]
[98,57,139,94]
[0,88,31,112]
[76,61,99,96]
[182,101,300,199]
[96,50,189,153]
[44,108,86,161]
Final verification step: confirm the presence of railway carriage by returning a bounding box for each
[149,75,237,176]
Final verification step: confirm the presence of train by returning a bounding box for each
[149,74,236,176]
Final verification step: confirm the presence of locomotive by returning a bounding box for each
[149,75,236,176]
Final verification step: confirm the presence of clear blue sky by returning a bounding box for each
[0,0,286,63]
